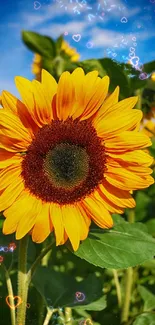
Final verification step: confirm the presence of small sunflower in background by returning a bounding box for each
[60,40,80,62]
[0,68,154,251]
[141,119,155,138]
[32,40,80,80]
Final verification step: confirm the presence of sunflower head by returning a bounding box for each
[60,40,80,62]
[31,53,42,80]
[0,68,154,251]
[141,119,155,138]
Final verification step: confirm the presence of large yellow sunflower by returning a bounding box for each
[0,68,154,250]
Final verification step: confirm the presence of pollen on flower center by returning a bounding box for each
[43,143,89,189]
[21,118,107,204]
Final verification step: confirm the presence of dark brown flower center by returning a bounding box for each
[21,118,106,204]
[43,143,89,189]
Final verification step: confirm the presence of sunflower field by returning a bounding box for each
[0,31,155,325]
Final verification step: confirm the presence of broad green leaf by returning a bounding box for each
[98,58,130,98]
[112,214,126,225]
[73,223,155,269]
[79,59,107,77]
[133,313,155,325]
[22,31,56,58]
[130,76,147,91]
[138,285,155,311]
[143,61,155,74]
[32,266,104,309]
[75,295,106,311]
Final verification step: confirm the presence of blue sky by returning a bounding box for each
[0,0,155,96]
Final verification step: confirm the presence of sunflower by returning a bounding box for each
[141,119,155,138]
[0,68,154,250]
[31,53,42,81]
[60,40,80,62]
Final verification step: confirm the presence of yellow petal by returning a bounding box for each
[62,204,80,251]
[82,193,113,228]
[0,109,32,145]
[55,71,75,121]
[49,203,64,246]
[99,180,136,208]
[0,164,22,190]
[32,203,53,243]
[93,189,124,214]
[94,109,142,138]
[32,80,53,124]
[0,150,22,168]
[41,69,57,106]
[93,86,120,124]
[105,131,152,152]
[0,178,24,212]
[105,166,154,191]
[108,150,154,167]
[80,76,110,121]
[1,91,38,137]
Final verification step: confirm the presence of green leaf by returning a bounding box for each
[112,214,126,225]
[56,34,64,54]
[98,58,130,98]
[75,295,106,311]
[143,61,155,74]
[22,31,56,58]
[73,222,155,269]
[138,285,155,311]
[79,59,107,77]
[32,267,105,309]
[133,313,155,325]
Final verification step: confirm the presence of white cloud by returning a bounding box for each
[39,21,88,38]
[91,28,155,48]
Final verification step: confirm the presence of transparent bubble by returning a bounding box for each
[72,34,81,42]
[121,16,128,23]
[139,72,149,80]
[86,41,93,49]
[75,291,85,302]
[130,56,140,67]
[34,1,41,10]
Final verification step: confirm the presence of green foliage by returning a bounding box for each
[134,192,152,222]
[133,313,155,325]
[32,266,106,310]
[22,31,56,58]
[138,285,155,311]
[73,222,155,269]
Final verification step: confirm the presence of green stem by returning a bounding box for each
[38,242,53,325]
[128,209,135,224]
[112,269,122,308]
[43,308,55,325]
[58,308,65,324]
[121,267,133,324]
[16,235,29,325]
[1,264,16,325]
[121,209,135,323]
[135,89,142,110]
